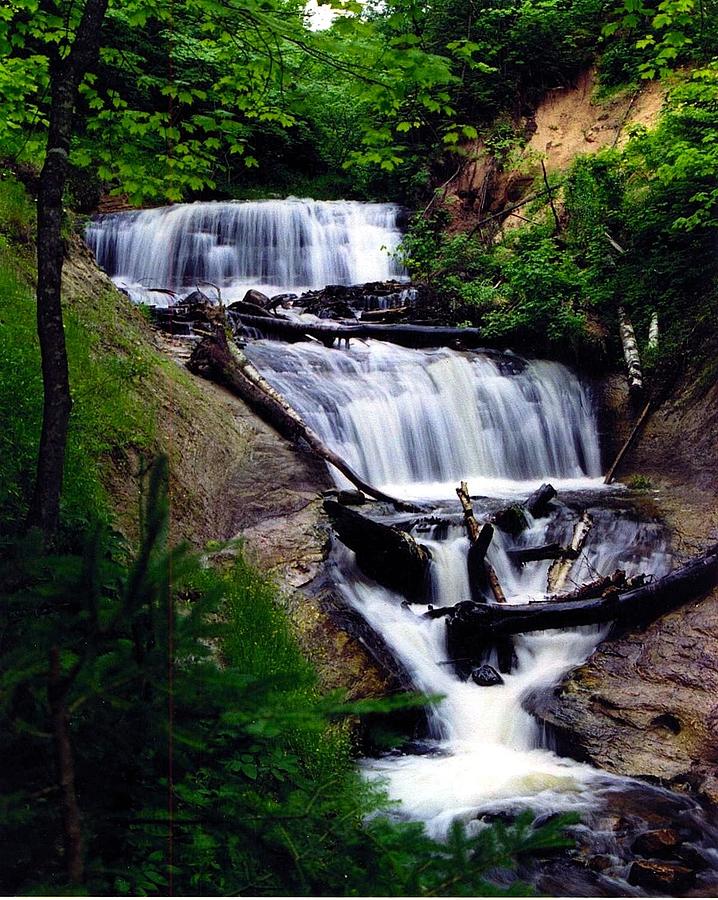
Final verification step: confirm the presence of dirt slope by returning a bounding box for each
[63,238,392,700]
[438,68,665,233]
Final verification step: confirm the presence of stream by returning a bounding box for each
[87,200,718,895]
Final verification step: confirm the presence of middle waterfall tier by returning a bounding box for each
[244,340,603,497]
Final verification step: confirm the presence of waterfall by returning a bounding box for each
[85,199,406,305]
[102,192,715,887]
[245,335,674,845]
[244,340,603,499]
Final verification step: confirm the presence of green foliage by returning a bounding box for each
[0,458,576,895]
[601,0,718,84]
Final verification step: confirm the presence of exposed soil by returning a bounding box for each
[434,67,665,235]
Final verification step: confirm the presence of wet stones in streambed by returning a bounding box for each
[627,858,695,892]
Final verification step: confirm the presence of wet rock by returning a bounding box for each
[627,858,695,892]
[471,664,504,686]
[632,828,682,858]
[242,288,270,307]
[336,489,366,506]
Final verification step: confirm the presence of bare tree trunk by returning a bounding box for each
[48,647,84,885]
[26,0,110,541]
[456,482,506,603]
[648,312,659,351]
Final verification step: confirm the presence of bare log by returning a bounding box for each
[548,569,629,602]
[446,543,718,643]
[546,511,592,593]
[618,306,643,396]
[508,543,564,564]
[604,399,653,485]
[360,306,410,322]
[456,481,482,542]
[456,482,506,604]
[324,500,431,598]
[232,311,489,349]
[187,329,415,510]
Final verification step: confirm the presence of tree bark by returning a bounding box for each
[26,0,110,541]
[446,543,718,642]
[618,306,643,397]
[648,312,659,351]
[187,329,415,510]
[48,647,84,885]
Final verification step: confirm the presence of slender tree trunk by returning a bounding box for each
[26,0,109,541]
[48,647,84,885]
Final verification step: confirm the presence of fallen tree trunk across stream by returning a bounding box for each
[187,328,416,510]
[231,311,489,349]
[445,543,718,651]
[323,500,431,598]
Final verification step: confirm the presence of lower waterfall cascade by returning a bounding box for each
[243,335,718,894]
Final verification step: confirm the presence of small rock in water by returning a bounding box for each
[627,859,695,892]
[632,828,682,858]
[471,664,504,687]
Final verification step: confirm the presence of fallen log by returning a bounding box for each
[618,306,643,397]
[324,500,431,599]
[446,543,718,643]
[187,329,415,510]
[548,569,629,603]
[546,511,593,593]
[232,311,489,349]
[360,306,410,322]
[604,399,653,485]
[456,483,506,603]
[508,543,564,565]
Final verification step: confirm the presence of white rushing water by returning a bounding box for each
[245,341,604,500]
[85,199,405,305]
[245,337,672,837]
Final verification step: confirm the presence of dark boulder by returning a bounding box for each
[243,288,270,308]
[471,664,504,687]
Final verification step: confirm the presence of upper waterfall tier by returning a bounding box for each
[85,199,406,303]
[244,341,603,496]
